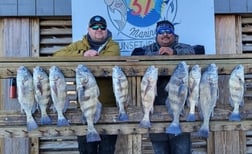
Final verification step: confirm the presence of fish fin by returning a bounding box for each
[94,102,102,123]
[82,114,87,124]
[166,122,182,135]
[119,112,129,121]
[51,105,57,113]
[217,87,220,99]
[164,82,169,92]
[180,108,185,116]
[150,106,154,114]
[197,103,204,120]
[27,119,38,132]
[229,112,241,121]
[185,98,189,107]
[86,130,101,142]
[155,85,158,96]
[31,102,37,114]
[139,119,151,128]
[186,113,196,121]
[198,125,209,138]
[57,117,70,127]
[63,97,70,113]
[126,95,131,107]
[240,100,244,106]
[48,97,53,109]
[40,115,52,125]
[96,85,100,96]
[165,98,172,115]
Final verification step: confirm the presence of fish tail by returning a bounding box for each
[94,102,102,123]
[27,119,38,131]
[198,125,209,138]
[166,122,182,135]
[32,102,37,114]
[229,112,241,121]
[186,113,196,122]
[57,117,70,127]
[139,119,151,128]
[40,115,52,125]
[119,112,129,121]
[86,129,101,142]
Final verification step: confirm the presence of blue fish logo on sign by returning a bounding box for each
[105,0,177,39]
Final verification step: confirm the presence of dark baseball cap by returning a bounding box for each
[156,20,174,32]
[89,15,107,27]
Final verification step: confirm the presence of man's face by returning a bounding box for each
[156,29,175,47]
[88,24,108,42]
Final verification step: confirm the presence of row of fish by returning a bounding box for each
[16,65,129,142]
[17,66,70,132]
[16,62,244,139]
[139,62,245,138]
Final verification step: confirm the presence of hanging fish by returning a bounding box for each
[112,65,129,121]
[49,66,70,127]
[139,65,158,128]
[165,61,189,135]
[76,64,102,142]
[187,64,201,121]
[16,66,38,131]
[198,63,219,138]
[33,66,52,125]
[228,64,245,121]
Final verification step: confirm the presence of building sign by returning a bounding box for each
[72,0,215,55]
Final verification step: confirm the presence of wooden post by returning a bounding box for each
[1,18,31,154]
[214,14,245,154]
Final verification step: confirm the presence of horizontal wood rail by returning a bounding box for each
[0,54,252,78]
[0,102,251,138]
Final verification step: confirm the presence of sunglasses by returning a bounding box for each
[91,25,106,30]
[157,29,174,35]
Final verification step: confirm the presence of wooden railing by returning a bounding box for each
[0,54,252,138]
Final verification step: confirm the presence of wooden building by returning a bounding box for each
[0,0,252,154]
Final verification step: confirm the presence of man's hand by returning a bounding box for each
[83,50,99,56]
[159,47,174,55]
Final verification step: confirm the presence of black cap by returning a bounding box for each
[89,15,107,27]
[156,20,174,32]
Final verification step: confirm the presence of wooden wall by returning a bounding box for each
[0,17,40,154]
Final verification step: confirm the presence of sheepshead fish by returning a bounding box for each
[33,66,52,125]
[49,66,69,127]
[16,66,38,131]
[76,64,102,142]
[187,64,201,121]
[112,65,129,121]
[165,61,189,135]
[139,65,158,128]
[228,64,245,121]
[198,63,219,138]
